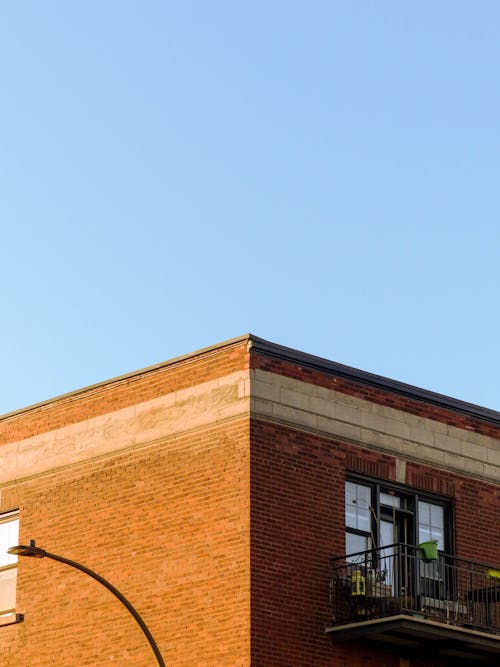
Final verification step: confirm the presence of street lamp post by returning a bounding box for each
[8,540,166,667]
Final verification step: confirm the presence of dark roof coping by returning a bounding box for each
[2,333,499,428]
[248,335,500,427]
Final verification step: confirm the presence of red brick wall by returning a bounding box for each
[0,339,249,445]
[2,338,499,667]
[0,338,251,667]
[406,461,500,566]
[251,420,399,666]
[0,419,250,667]
[250,419,500,667]
[250,354,500,439]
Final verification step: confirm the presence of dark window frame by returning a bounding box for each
[345,473,453,555]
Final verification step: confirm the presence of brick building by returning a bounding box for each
[0,334,499,666]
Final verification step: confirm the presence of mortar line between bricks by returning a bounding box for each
[0,412,250,488]
[251,415,498,486]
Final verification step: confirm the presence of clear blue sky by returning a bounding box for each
[1,2,499,414]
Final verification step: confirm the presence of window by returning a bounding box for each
[345,478,453,603]
[0,512,19,615]
[418,500,445,550]
[345,481,372,561]
[345,479,450,557]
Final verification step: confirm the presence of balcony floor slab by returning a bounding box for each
[326,613,500,663]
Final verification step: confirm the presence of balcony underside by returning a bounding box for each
[326,614,500,663]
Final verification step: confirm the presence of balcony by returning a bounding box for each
[326,543,500,663]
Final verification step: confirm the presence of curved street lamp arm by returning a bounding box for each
[43,550,166,667]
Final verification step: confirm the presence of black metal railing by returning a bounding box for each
[330,543,500,633]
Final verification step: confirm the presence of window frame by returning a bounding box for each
[345,474,453,556]
[0,510,20,617]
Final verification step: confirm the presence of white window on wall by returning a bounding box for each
[418,500,445,550]
[345,481,372,561]
[0,512,19,615]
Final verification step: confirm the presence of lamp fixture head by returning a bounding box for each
[8,540,46,558]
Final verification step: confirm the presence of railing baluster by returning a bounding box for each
[330,543,500,634]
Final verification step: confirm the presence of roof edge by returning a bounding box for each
[0,334,252,421]
[248,335,500,426]
[3,333,499,428]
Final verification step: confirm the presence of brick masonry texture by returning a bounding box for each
[0,340,251,666]
[0,369,249,486]
[250,419,500,667]
[248,346,500,666]
[250,367,500,483]
[0,336,499,666]
[250,352,500,440]
[0,339,249,446]
[0,420,250,666]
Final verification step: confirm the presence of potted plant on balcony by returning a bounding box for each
[418,539,438,562]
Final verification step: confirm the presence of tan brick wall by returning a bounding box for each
[250,351,500,439]
[0,337,249,446]
[0,368,249,486]
[251,368,500,483]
